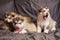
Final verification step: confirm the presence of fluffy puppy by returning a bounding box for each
[4,12,37,33]
[4,12,23,32]
[4,12,22,23]
[13,16,27,33]
[37,7,56,33]
[13,16,37,33]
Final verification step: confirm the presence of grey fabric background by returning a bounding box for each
[0,0,60,40]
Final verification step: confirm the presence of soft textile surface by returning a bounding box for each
[0,29,60,40]
[0,0,60,40]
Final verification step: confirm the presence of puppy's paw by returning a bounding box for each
[19,29,27,34]
[14,31,19,33]
[44,29,49,33]
[37,26,41,33]
[51,27,56,31]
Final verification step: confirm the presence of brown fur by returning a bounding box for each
[23,17,37,32]
[0,19,9,30]
[5,12,23,23]
[4,12,37,33]
[13,16,37,33]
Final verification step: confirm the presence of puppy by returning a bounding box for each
[37,7,56,33]
[13,16,37,33]
[4,12,37,33]
[4,12,23,32]
[13,16,27,33]
[4,12,22,23]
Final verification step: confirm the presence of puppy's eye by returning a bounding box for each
[9,17,12,19]
[19,22,22,24]
[12,15,15,17]
[43,10,45,12]
[21,19,24,21]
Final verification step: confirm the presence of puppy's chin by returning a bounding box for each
[14,23,24,31]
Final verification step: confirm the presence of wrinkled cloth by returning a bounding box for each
[0,0,60,21]
[0,0,60,40]
[15,0,60,21]
[0,30,60,40]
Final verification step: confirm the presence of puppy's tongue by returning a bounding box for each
[15,27,20,31]
[43,14,48,20]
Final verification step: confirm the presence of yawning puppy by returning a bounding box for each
[4,12,37,33]
[37,7,56,33]
[4,12,23,32]
[13,16,37,33]
[13,16,27,33]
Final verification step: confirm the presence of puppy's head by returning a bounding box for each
[13,17,24,25]
[39,7,50,20]
[13,16,24,31]
[5,12,17,23]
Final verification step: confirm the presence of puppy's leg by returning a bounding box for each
[14,31,19,33]
[37,25,41,33]
[44,27,49,33]
[19,28,27,34]
[51,27,56,32]
[51,22,56,31]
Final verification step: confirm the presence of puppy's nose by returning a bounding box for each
[46,13,48,15]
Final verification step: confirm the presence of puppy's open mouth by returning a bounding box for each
[43,13,48,19]
[15,27,20,31]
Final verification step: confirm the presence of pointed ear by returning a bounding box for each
[38,6,43,12]
[39,8,42,12]
[10,12,16,15]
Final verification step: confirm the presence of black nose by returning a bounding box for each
[46,13,48,15]
[45,13,48,17]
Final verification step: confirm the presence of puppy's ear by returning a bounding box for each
[39,6,48,12]
[39,8,42,12]
[39,6,43,12]
[10,12,16,15]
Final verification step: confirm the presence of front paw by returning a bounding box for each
[37,26,41,33]
[44,29,49,33]
[51,27,56,31]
